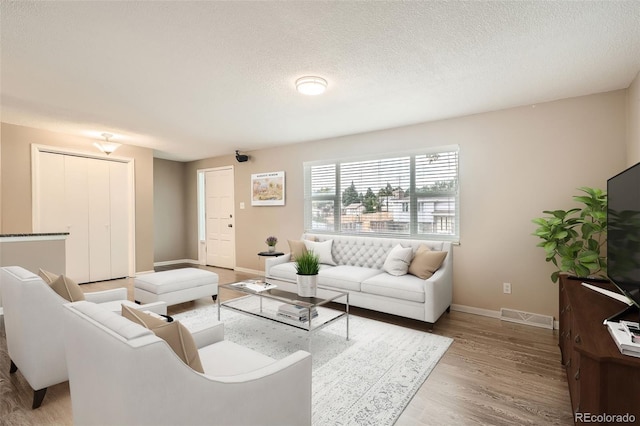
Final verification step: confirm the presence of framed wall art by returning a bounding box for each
[251,171,285,206]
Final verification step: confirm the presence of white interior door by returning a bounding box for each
[205,168,235,269]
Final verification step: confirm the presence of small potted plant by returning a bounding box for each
[295,251,320,297]
[265,236,278,253]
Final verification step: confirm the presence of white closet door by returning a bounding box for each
[64,155,90,283]
[88,159,112,282]
[109,161,129,279]
[34,149,133,282]
[37,152,66,233]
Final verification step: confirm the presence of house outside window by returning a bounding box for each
[304,146,459,241]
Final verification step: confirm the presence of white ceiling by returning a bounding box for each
[2,1,640,162]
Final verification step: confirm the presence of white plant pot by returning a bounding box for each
[296,274,318,297]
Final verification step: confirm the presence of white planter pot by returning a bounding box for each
[296,274,318,297]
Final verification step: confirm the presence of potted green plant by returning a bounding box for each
[295,251,320,297]
[532,187,607,283]
[265,236,278,253]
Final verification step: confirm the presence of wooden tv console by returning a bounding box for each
[559,275,640,424]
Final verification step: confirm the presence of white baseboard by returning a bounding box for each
[451,304,501,319]
[234,266,263,276]
[451,304,558,330]
[153,259,199,267]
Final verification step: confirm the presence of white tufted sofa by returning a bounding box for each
[265,233,453,330]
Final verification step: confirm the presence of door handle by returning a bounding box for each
[228,224,233,228]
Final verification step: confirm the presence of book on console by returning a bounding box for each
[620,320,640,344]
[606,321,640,358]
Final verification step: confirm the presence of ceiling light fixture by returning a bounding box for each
[295,76,328,96]
[93,133,121,155]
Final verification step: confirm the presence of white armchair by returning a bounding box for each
[63,301,312,426]
[0,266,166,408]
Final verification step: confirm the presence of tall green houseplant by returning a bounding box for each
[532,187,607,283]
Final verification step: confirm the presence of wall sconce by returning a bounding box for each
[93,133,121,155]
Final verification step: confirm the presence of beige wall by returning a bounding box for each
[0,238,66,275]
[0,123,155,273]
[181,90,627,319]
[154,158,187,262]
[628,71,640,165]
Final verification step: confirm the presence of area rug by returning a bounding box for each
[174,301,452,426]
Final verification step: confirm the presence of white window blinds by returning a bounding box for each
[304,146,459,241]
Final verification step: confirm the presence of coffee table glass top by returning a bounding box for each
[218,279,349,338]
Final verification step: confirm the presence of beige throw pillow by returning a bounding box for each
[121,304,167,327]
[408,245,447,279]
[49,274,85,302]
[122,305,204,373]
[383,244,414,276]
[38,268,59,284]
[288,240,308,262]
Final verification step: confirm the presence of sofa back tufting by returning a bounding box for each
[302,233,447,270]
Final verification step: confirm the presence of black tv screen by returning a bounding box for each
[607,162,640,314]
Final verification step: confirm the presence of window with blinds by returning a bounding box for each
[303,146,459,241]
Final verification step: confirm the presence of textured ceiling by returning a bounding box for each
[1,1,640,161]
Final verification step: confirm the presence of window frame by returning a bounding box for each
[303,145,460,242]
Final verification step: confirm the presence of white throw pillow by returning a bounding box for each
[383,244,413,276]
[304,239,336,265]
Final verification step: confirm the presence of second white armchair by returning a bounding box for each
[63,300,313,425]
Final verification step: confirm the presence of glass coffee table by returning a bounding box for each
[218,278,349,341]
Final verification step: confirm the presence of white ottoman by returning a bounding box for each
[134,268,219,307]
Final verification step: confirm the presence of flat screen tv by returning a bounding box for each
[607,162,640,323]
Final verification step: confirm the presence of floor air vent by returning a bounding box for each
[500,308,554,329]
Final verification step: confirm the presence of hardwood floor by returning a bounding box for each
[0,266,573,425]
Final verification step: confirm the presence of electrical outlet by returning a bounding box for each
[503,282,512,294]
